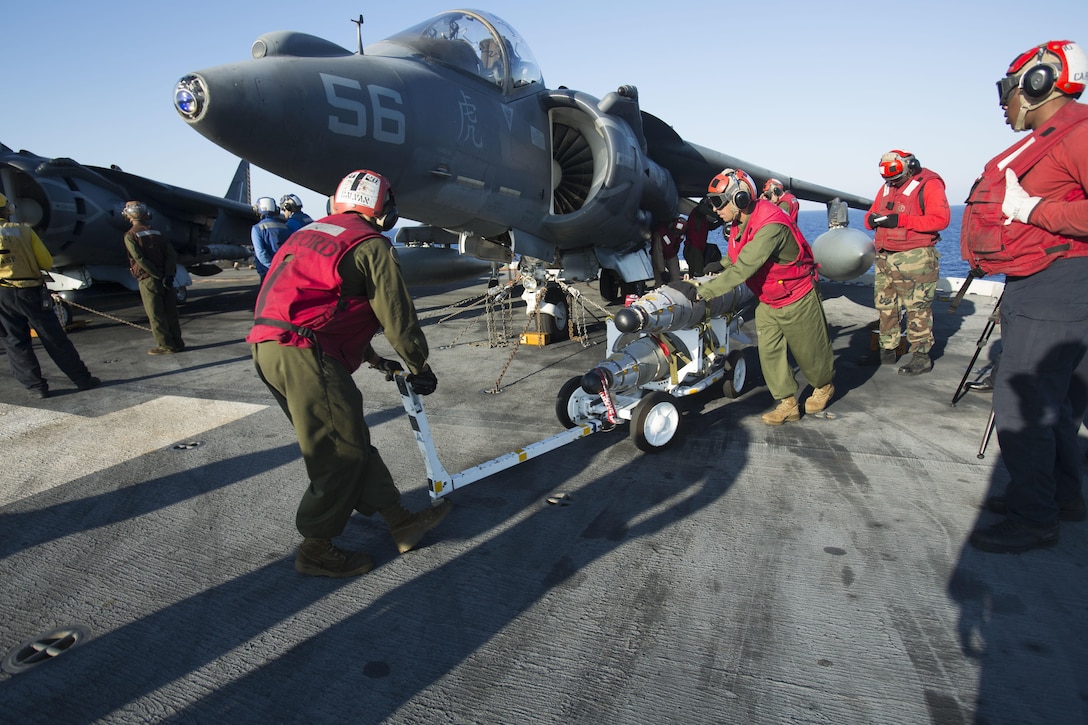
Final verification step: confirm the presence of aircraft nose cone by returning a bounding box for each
[174,75,208,121]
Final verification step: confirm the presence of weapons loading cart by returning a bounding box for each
[396,282,759,500]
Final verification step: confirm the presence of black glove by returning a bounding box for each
[163,276,175,290]
[407,367,438,395]
[370,357,403,381]
[868,213,898,229]
[668,280,701,303]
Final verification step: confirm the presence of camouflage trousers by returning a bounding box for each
[873,246,940,354]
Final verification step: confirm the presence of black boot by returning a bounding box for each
[295,538,374,577]
[898,351,933,376]
[381,499,452,553]
[969,518,1059,553]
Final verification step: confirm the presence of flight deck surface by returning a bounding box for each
[1,269,1083,724]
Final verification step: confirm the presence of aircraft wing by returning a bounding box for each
[641,112,873,210]
[1,143,256,276]
[87,165,254,221]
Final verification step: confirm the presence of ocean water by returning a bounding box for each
[795,206,969,279]
[703,206,970,279]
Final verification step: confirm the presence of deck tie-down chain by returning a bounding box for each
[52,293,152,333]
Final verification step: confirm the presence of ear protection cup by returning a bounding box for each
[907,155,921,174]
[1020,63,1058,101]
[733,189,752,209]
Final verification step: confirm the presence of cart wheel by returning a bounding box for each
[556,375,595,428]
[722,349,747,399]
[630,391,681,452]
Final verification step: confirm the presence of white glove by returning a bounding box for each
[1002,168,1041,226]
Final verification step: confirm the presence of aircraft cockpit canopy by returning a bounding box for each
[386,10,543,93]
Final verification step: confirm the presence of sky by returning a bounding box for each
[4,1,1086,218]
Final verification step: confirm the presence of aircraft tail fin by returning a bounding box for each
[225,160,251,205]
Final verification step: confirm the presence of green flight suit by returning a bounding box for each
[696,221,834,400]
[124,224,183,351]
[252,235,429,539]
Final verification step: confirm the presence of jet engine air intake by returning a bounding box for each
[541,90,677,256]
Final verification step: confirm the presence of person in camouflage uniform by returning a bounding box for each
[861,150,950,375]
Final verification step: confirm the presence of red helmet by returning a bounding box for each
[706,168,757,211]
[330,169,399,230]
[879,150,919,185]
[999,40,1088,105]
[761,177,786,199]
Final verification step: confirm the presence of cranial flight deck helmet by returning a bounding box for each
[706,168,758,212]
[997,40,1088,130]
[878,150,920,186]
[330,169,399,231]
[254,197,278,216]
[761,177,786,200]
[279,194,303,213]
[122,200,151,222]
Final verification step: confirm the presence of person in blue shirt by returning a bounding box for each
[279,194,315,234]
[251,197,291,282]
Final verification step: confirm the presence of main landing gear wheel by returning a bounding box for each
[630,391,681,452]
[722,349,748,399]
[599,268,623,305]
[535,283,569,339]
[556,375,596,428]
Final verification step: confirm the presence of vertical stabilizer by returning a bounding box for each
[225,160,251,205]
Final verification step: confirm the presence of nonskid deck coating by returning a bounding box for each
[0,269,1083,724]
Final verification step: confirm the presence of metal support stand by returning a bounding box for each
[394,373,603,499]
[977,408,997,459]
[951,293,1002,407]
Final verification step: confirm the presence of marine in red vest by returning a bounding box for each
[248,169,451,577]
[961,40,1088,554]
[760,178,799,224]
[650,216,684,286]
[673,168,835,425]
[860,150,950,375]
[681,207,723,276]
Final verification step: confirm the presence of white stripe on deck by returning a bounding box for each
[0,396,267,506]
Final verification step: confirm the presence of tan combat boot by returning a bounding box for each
[805,383,835,414]
[761,396,800,425]
[295,538,374,577]
[381,498,452,554]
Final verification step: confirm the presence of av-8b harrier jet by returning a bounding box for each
[174,9,873,328]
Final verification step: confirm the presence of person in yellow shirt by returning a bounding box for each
[0,192,99,398]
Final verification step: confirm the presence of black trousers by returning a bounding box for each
[0,285,92,391]
[995,256,1088,526]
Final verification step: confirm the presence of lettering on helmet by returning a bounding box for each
[339,172,382,210]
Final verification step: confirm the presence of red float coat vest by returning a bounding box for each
[729,199,816,309]
[653,219,683,259]
[777,192,800,224]
[869,169,945,252]
[126,226,168,280]
[684,213,710,252]
[961,103,1088,277]
[246,214,383,373]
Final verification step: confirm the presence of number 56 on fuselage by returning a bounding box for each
[174,9,872,292]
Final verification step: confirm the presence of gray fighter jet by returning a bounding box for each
[174,9,872,319]
[0,142,254,316]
